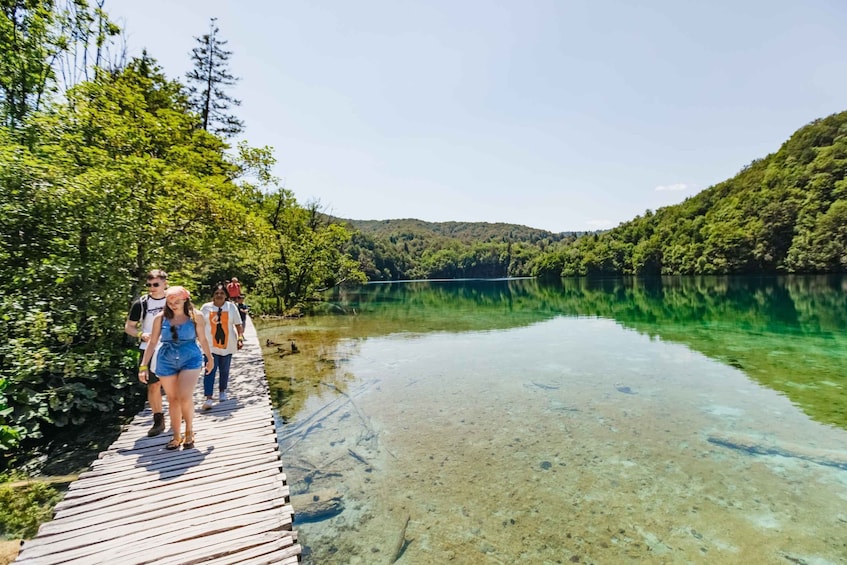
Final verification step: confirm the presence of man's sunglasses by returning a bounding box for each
[146,282,162,288]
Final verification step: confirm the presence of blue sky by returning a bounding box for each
[106,0,847,232]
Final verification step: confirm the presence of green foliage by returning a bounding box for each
[0,473,61,538]
[342,218,582,280]
[260,195,365,312]
[533,112,847,277]
[0,6,363,461]
[0,0,57,129]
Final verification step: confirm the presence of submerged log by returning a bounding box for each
[390,514,411,563]
[707,432,847,470]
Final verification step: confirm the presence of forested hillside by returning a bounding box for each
[340,218,582,280]
[532,112,847,277]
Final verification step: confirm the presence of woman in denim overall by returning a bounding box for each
[139,286,214,450]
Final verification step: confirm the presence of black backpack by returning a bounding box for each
[125,295,149,347]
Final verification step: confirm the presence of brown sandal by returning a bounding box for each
[183,431,195,449]
[165,433,182,450]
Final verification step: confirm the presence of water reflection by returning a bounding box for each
[259,276,847,564]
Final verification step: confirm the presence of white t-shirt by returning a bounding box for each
[201,301,242,356]
[132,295,166,351]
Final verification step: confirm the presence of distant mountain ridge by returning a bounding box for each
[340,218,582,243]
[336,218,583,280]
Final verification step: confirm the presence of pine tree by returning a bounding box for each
[185,17,243,137]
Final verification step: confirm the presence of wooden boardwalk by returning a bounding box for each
[14,318,301,565]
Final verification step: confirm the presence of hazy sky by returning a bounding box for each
[106,0,847,232]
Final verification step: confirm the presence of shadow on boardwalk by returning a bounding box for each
[13,317,302,565]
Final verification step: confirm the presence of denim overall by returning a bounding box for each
[156,317,203,375]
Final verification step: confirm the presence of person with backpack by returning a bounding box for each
[124,269,169,437]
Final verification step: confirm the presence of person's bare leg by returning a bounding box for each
[148,382,163,412]
[178,369,201,446]
[158,375,182,447]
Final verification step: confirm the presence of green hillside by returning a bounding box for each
[532,111,847,277]
[344,218,574,243]
[341,111,847,280]
[338,218,584,280]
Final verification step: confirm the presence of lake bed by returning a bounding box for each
[260,277,847,564]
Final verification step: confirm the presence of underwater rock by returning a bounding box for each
[291,488,345,523]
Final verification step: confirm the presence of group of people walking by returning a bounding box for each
[125,270,250,450]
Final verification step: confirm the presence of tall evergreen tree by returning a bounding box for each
[185,17,243,137]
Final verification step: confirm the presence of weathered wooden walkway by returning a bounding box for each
[14,317,301,565]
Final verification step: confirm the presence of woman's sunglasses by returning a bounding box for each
[146,282,161,288]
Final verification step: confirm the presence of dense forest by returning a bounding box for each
[530,111,847,277]
[0,2,363,464]
[341,218,582,280]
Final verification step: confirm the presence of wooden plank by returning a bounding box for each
[88,442,278,477]
[55,454,281,508]
[14,318,300,565]
[65,448,281,494]
[154,532,299,565]
[33,485,291,544]
[103,411,277,451]
[53,461,286,513]
[21,497,293,560]
[79,441,280,479]
[203,544,304,565]
[37,515,290,565]
[36,481,289,537]
[53,469,285,521]
[93,426,281,463]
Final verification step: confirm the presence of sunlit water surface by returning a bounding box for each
[258,277,847,564]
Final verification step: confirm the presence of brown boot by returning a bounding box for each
[147,412,165,437]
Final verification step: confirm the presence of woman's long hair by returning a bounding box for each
[163,286,197,341]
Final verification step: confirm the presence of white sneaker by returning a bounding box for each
[219,391,228,402]
[202,398,213,411]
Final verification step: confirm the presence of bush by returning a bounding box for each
[0,474,62,539]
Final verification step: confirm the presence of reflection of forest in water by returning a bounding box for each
[259,274,847,430]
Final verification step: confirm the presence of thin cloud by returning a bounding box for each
[654,183,689,192]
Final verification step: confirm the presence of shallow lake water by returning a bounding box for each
[259,276,847,564]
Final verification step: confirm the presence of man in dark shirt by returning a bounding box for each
[236,295,249,325]
[124,269,168,436]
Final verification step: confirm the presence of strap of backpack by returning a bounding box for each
[140,295,149,324]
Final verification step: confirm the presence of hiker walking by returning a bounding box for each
[124,269,168,437]
[236,294,250,325]
[200,283,244,410]
[226,277,242,301]
[139,286,214,450]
